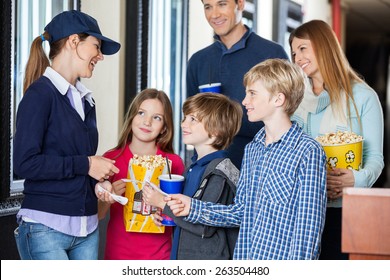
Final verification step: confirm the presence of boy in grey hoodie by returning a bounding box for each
[143,92,242,259]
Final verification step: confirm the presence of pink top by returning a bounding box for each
[103,145,185,260]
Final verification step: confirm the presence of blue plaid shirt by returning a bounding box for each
[186,122,327,259]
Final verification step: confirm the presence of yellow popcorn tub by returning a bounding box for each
[124,155,169,233]
[316,131,363,171]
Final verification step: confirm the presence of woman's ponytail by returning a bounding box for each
[23,31,50,93]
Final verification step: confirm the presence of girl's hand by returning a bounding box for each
[142,183,166,209]
[152,209,163,227]
[327,168,355,200]
[112,179,126,196]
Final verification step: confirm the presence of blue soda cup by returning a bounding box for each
[198,83,222,93]
[158,174,184,226]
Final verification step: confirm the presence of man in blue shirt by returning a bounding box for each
[187,0,288,168]
[167,59,327,260]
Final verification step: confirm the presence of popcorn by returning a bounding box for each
[123,154,169,233]
[316,131,363,145]
[131,154,167,168]
[316,131,363,171]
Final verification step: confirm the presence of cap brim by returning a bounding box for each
[87,32,121,55]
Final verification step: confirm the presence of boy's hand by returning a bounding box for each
[166,194,191,216]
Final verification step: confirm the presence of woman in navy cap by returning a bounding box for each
[13,10,121,260]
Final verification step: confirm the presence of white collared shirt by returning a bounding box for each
[43,67,95,120]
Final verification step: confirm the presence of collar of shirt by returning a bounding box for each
[214,25,252,54]
[190,149,227,168]
[43,67,95,107]
[253,122,302,150]
[184,150,227,197]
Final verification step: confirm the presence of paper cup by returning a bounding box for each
[322,141,363,170]
[198,83,222,93]
[158,174,184,226]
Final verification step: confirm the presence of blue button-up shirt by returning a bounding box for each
[186,123,327,259]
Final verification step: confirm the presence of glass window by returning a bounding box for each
[0,0,78,214]
[243,0,257,30]
[148,0,188,157]
[14,0,78,124]
[11,0,78,194]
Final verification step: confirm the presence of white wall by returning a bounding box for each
[257,0,273,40]
[301,0,331,23]
[80,0,126,155]
[188,0,214,58]
[298,0,343,49]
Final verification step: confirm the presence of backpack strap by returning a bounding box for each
[193,158,237,199]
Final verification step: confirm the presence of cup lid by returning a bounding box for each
[198,83,221,89]
[158,174,184,182]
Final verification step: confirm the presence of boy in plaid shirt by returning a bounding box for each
[166,59,327,260]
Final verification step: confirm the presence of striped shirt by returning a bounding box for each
[186,122,327,259]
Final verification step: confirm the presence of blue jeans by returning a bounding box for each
[14,221,99,260]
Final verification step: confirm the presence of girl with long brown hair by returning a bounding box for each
[97,88,185,260]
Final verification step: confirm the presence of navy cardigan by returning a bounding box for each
[13,77,98,216]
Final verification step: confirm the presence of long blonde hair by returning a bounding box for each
[289,20,362,128]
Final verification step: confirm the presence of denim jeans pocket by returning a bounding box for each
[25,222,54,237]
[16,221,61,259]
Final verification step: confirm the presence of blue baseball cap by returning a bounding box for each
[44,10,121,55]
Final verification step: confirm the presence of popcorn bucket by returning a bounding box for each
[123,155,169,233]
[316,131,364,171]
[322,141,363,170]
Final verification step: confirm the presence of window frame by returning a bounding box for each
[0,0,14,214]
[0,0,79,216]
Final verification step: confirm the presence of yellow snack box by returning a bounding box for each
[123,155,169,233]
